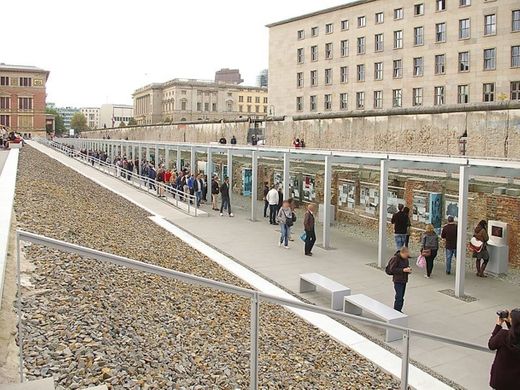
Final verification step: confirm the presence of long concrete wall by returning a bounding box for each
[83,104,520,159]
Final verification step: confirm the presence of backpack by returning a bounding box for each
[385,256,396,276]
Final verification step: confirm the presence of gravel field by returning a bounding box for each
[14,145,400,389]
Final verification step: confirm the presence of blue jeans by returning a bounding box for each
[280,224,290,246]
[195,191,202,206]
[393,282,407,312]
[445,249,456,273]
[394,234,407,250]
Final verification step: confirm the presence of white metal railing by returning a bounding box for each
[41,139,200,217]
[15,230,492,390]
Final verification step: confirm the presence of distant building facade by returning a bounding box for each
[99,104,133,128]
[80,107,100,129]
[0,63,50,134]
[256,69,268,87]
[55,106,79,130]
[267,0,520,116]
[215,68,243,84]
[133,79,268,125]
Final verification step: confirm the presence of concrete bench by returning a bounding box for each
[299,273,351,310]
[343,294,408,342]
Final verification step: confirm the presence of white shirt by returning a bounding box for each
[266,188,279,205]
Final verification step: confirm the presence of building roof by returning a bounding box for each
[266,0,375,28]
[0,63,50,79]
[133,78,267,96]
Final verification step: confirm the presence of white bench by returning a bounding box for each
[343,294,408,342]
[299,273,351,310]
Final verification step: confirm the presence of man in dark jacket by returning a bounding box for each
[388,247,412,312]
[303,204,316,256]
[391,204,409,250]
[441,216,458,275]
[262,182,269,218]
[220,176,233,217]
[211,176,220,210]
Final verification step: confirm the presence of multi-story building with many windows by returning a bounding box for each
[267,0,520,116]
[80,107,100,129]
[0,63,49,133]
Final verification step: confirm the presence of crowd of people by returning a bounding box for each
[292,137,306,149]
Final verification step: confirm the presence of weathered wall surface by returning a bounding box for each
[83,105,520,159]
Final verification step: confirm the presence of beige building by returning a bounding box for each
[99,104,133,128]
[80,107,100,129]
[267,0,520,116]
[133,79,268,125]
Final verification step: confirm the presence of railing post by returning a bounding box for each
[400,330,410,390]
[16,234,24,382]
[250,292,259,390]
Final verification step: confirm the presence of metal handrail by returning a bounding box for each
[42,139,200,217]
[16,230,492,390]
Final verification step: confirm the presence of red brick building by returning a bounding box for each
[0,63,50,135]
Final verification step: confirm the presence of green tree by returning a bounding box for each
[45,107,66,135]
[128,117,137,126]
[70,112,88,133]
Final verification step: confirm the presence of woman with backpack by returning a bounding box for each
[473,220,490,277]
[277,200,293,249]
[421,224,439,279]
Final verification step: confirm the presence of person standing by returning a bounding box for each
[488,309,520,390]
[474,220,490,277]
[277,186,284,212]
[211,175,220,211]
[277,200,293,249]
[266,185,279,225]
[421,224,439,278]
[403,206,412,248]
[387,247,412,312]
[262,182,269,218]
[391,204,408,250]
[230,135,237,145]
[441,216,458,275]
[303,204,316,256]
[193,174,203,206]
[220,176,233,217]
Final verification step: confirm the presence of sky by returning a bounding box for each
[2,0,349,108]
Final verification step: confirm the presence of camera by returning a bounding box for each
[497,310,510,319]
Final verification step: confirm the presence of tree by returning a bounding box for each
[70,112,88,133]
[128,117,137,126]
[45,107,66,135]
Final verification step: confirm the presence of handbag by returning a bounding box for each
[421,248,431,257]
[468,237,483,253]
[300,232,307,241]
[416,255,426,269]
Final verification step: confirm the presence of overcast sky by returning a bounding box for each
[2,0,348,108]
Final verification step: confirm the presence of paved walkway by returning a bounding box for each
[29,141,519,390]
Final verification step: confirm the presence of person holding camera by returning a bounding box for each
[488,308,520,389]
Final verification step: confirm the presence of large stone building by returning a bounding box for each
[133,79,268,125]
[80,107,100,129]
[0,63,50,134]
[214,68,243,84]
[99,104,133,128]
[267,0,520,116]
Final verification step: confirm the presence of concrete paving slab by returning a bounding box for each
[0,378,54,390]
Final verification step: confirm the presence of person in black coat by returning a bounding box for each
[388,247,412,312]
[489,309,520,389]
[219,177,233,217]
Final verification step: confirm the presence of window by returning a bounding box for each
[414,26,424,45]
[296,97,303,111]
[374,90,383,108]
[0,115,10,127]
[357,37,366,54]
[324,94,332,110]
[340,93,348,110]
[459,19,471,39]
[435,54,446,74]
[325,68,333,84]
[197,102,202,111]
[239,105,243,112]
[375,12,384,24]
[205,102,210,111]
[513,10,520,32]
[239,96,244,102]
[341,19,349,30]
[263,106,267,113]
[310,95,317,111]
[19,77,32,87]
[18,97,33,110]
[414,3,424,16]
[311,45,318,61]
[0,97,10,109]
[340,66,348,83]
[297,30,305,40]
[460,0,471,6]
[213,103,217,112]
[393,59,402,78]
[18,115,32,128]
[511,81,520,100]
[436,0,446,11]
[483,48,496,70]
[394,8,404,20]
[458,85,470,103]
[247,96,252,103]
[255,105,260,113]
[483,83,495,102]
[374,62,384,80]
[413,88,423,106]
[311,27,319,36]
[436,23,446,42]
[413,57,424,76]
[358,16,366,28]
[459,51,470,72]
[264,97,268,103]
[247,105,252,112]
[434,86,445,105]
[297,72,304,87]
[392,89,402,107]
[255,97,260,103]
[357,64,365,81]
[0,76,9,86]
[325,23,333,34]
[356,92,365,109]
[375,33,384,52]
[311,70,318,86]
[325,42,333,59]
[484,14,496,36]
[512,46,520,67]
[394,30,403,49]
[341,40,349,57]
[181,100,187,110]
[297,48,304,64]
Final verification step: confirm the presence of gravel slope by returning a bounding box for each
[14,145,399,389]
